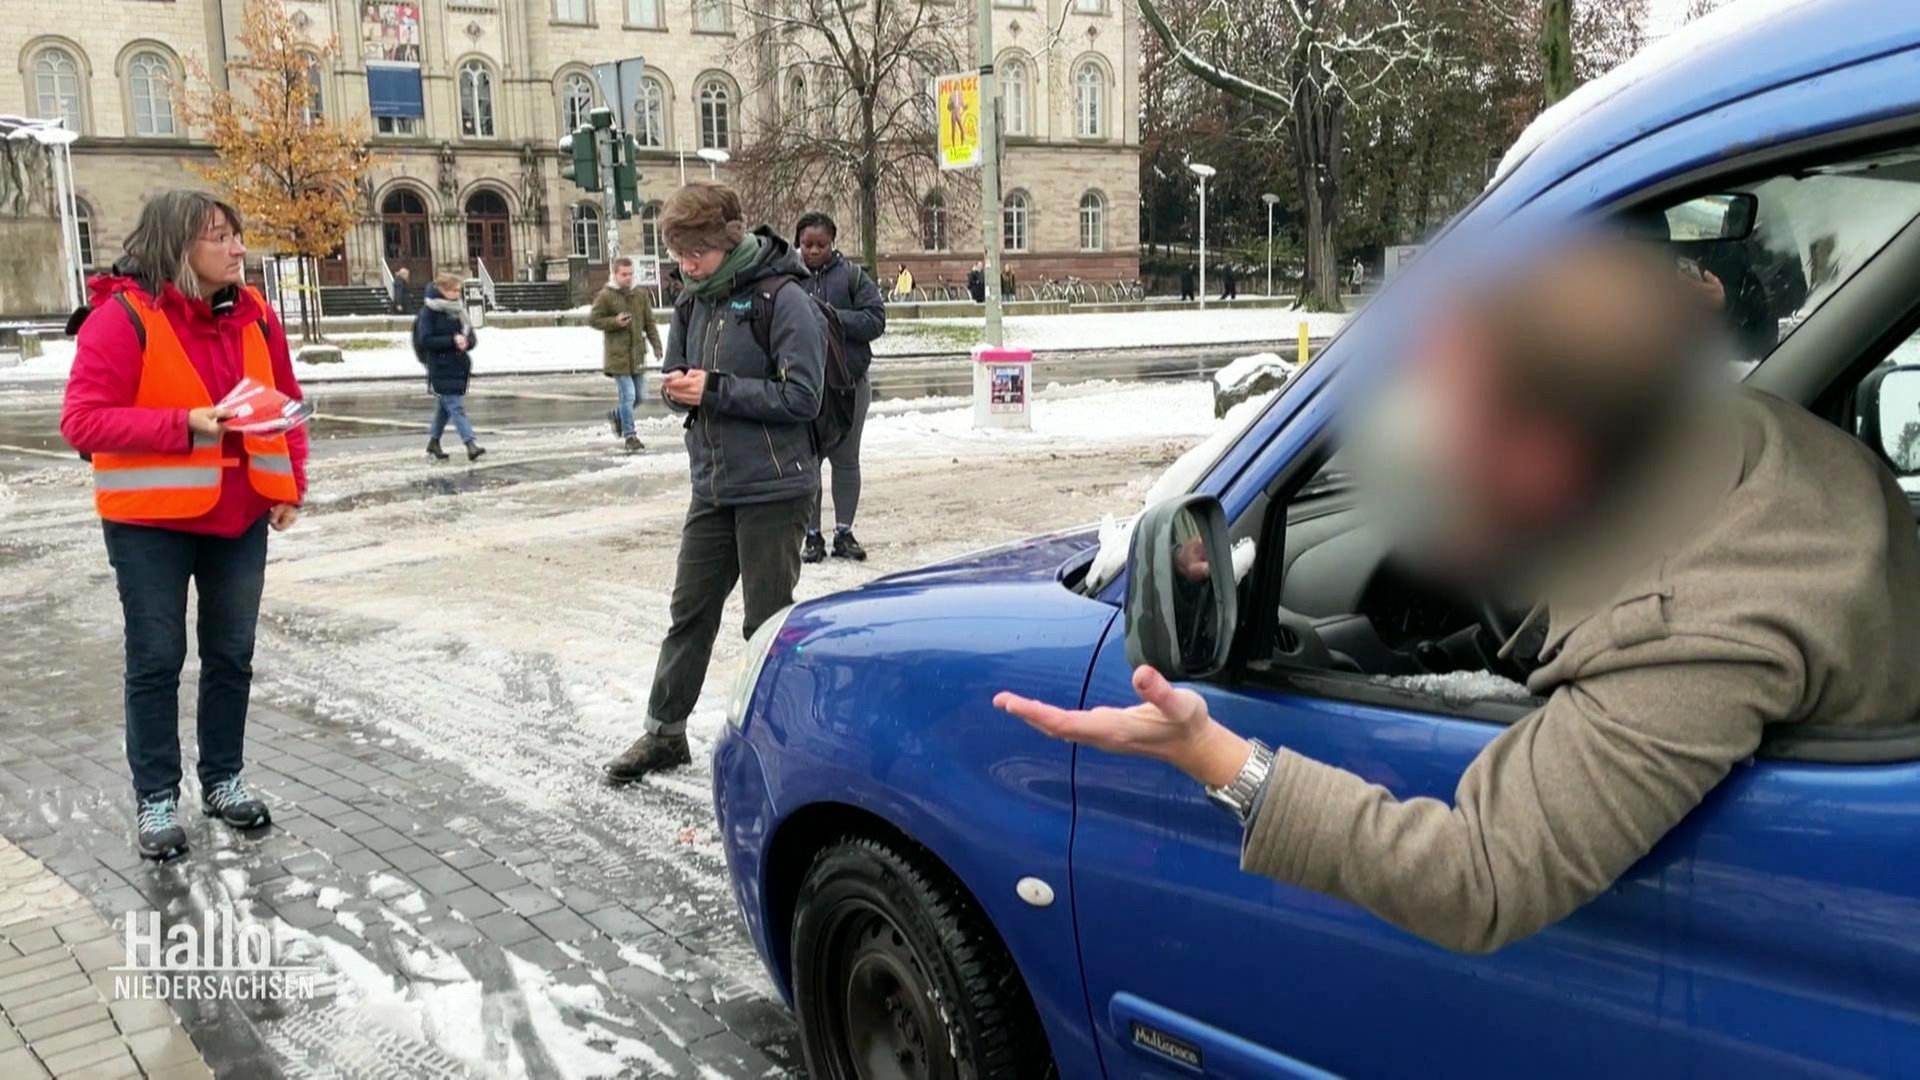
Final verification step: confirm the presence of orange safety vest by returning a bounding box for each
[91,287,299,522]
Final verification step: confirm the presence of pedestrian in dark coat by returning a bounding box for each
[413,274,485,462]
[1180,265,1197,302]
[603,182,827,781]
[967,262,986,304]
[794,211,887,563]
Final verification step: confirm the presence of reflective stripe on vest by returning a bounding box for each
[92,287,299,520]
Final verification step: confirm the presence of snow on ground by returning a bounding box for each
[0,304,1348,385]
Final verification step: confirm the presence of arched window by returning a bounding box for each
[74,198,94,267]
[638,202,662,257]
[786,72,806,123]
[32,47,84,132]
[1078,191,1105,251]
[1000,58,1028,137]
[127,50,176,136]
[634,76,667,148]
[1002,191,1029,253]
[560,71,594,131]
[570,203,602,260]
[920,191,948,252]
[302,54,325,123]
[1073,61,1104,139]
[459,60,495,137]
[699,78,731,150]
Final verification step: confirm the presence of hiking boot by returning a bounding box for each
[832,529,867,561]
[427,439,450,461]
[624,435,644,452]
[604,733,692,783]
[201,774,271,830]
[607,409,622,437]
[466,440,487,462]
[802,530,827,564]
[136,792,188,861]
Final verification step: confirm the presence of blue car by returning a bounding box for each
[716,4,1920,1076]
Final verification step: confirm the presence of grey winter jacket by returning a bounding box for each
[797,252,887,380]
[663,227,826,505]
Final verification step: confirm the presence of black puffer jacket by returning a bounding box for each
[797,251,887,380]
[412,285,477,396]
[664,228,826,505]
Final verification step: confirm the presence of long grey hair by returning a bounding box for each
[118,190,244,301]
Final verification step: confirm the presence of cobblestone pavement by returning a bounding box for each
[0,836,214,1078]
[0,381,1198,1077]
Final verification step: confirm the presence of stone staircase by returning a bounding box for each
[319,286,397,317]
[493,281,571,312]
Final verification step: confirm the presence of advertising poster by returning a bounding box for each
[361,1,423,64]
[934,72,981,171]
[989,364,1026,412]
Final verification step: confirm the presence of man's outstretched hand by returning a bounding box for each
[994,665,1253,788]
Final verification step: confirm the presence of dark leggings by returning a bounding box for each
[813,377,873,532]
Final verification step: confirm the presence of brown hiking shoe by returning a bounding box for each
[604,733,691,783]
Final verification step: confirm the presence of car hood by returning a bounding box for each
[866,526,1099,590]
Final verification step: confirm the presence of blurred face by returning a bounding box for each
[188,212,247,290]
[674,245,726,281]
[613,262,635,289]
[797,226,834,271]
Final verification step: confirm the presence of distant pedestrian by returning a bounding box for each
[60,191,306,860]
[1220,265,1239,301]
[1180,265,1196,302]
[795,211,887,564]
[390,266,412,313]
[590,256,664,452]
[894,263,915,301]
[414,272,486,462]
[603,182,825,781]
[967,261,986,304]
[1002,266,1017,302]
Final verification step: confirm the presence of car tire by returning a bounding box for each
[792,835,1054,1080]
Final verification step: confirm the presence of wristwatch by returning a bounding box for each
[1205,739,1275,824]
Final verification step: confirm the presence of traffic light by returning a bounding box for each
[559,124,600,192]
[611,134,640,220]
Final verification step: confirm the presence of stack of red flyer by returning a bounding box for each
[217,378,315,435]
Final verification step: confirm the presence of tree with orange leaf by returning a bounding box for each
[175,0,372,342]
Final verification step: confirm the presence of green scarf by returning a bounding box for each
[684,234,763,301]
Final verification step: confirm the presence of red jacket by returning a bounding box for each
[61,276,310,538]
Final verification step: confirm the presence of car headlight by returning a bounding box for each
[726,604,794,731]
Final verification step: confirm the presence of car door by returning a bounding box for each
[1069,50,1920,1080]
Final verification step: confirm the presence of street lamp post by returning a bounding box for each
[696,147,729,179]
[1189,162,1215,311]
[1261,192,1281,298]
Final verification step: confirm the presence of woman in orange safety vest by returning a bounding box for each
[60,191,309,862]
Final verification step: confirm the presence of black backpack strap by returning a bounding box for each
[112,293,147,351]
[749,275,801,365]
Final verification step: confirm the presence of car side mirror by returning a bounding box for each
[1125,495,1239,679]
[1664,192,1759,242]
[1861,363,1920,475]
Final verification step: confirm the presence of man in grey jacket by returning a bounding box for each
[605,183,826,780]
[995,236,1920,953]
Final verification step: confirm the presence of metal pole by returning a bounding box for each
[977,0,1003,346]
[1197,177,1208,312]
[677,144,687,186]
[1266,200,1274,298]
[602,128,621,263]
[51,144,82,311]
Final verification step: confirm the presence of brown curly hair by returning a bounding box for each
[659,181,748,255]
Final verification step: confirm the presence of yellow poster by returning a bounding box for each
[935,72,981,171]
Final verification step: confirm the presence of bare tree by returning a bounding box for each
[1136,0,1434,311]
[727,0,971,271]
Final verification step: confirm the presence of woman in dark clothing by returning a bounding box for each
[794,211,888,562]
[413,273,486,462]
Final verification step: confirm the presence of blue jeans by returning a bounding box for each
[430,394,475,443]
[613,374,638,438]
[103,517,268,801]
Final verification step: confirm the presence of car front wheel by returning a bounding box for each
[791,836,1053,1080]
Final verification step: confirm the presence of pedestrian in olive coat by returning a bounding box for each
[589,256,666,450]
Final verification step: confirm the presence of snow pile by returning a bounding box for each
[1212,352,1294,391]
[1376,671,1535,707]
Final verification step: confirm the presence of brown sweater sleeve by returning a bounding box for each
[1242,631,1799,953]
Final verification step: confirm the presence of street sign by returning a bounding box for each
[635,258,660,288]
[593,58,649,134]
[933,71,982,171]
